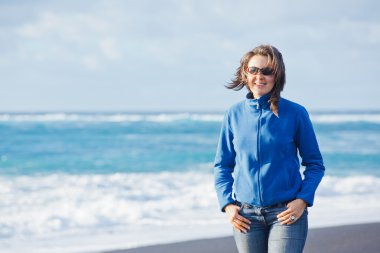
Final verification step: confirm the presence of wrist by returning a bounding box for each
[297,198,307,207]
[224,203,236,213]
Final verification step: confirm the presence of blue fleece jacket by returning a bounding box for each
[214,93,325,212]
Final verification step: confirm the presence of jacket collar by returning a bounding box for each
[246,92,271,110]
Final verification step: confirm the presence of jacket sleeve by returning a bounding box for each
[295,107,325,207]
[214,111,236,212]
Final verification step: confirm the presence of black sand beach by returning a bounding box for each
[104,222,380,253]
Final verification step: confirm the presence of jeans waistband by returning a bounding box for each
[236,199,294,209]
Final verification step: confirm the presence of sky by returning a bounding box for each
[0,0,379,112]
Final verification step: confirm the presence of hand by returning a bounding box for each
[225,204,251,233]
[276,199,307,225]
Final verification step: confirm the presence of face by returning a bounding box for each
[246,55,275,99]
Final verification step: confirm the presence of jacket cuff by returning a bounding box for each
[296,194,313,207]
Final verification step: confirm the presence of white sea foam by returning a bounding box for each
[0,113,224,123]
[1,112,380,124]
[310,113,380,124]
[1,172,380,253]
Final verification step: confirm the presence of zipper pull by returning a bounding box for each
[256,103,259,110]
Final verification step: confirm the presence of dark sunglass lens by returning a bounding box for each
[248,67,273,75]
[261,68,273,75]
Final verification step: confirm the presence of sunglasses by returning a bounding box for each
[246,66,274,75]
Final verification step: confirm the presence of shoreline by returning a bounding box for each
[102,222,380,253]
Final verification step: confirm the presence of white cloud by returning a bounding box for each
[1,0,379,111]
[82,55,101,70]
[99,37,121,60]
[16,11,109,41]
[12,10,120,69]
[369,26,380,43]
[365,23,380,44]
[330,19,380,45]
[16,12,57,38]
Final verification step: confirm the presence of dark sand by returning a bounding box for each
[104,222,380,253]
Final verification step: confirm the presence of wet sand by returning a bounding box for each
[103,222,380,253]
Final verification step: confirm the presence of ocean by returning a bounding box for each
[1,111,380,253]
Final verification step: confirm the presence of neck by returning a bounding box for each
[247,92,271,100]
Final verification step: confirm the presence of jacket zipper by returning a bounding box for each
[257,104,263,205]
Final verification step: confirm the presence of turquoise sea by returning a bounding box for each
[1,111,379,176]
[0,111,379,252]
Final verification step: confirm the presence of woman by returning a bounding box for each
[214,44,325,253]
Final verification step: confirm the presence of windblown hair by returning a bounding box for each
[226,44,286,116]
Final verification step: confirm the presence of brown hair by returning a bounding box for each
[226,44,286,116]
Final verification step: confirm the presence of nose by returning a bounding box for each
[254,71,265,80]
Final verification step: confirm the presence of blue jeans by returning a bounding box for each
[233,202,308,253]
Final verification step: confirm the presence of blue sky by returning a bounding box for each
[0,0,379,112]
